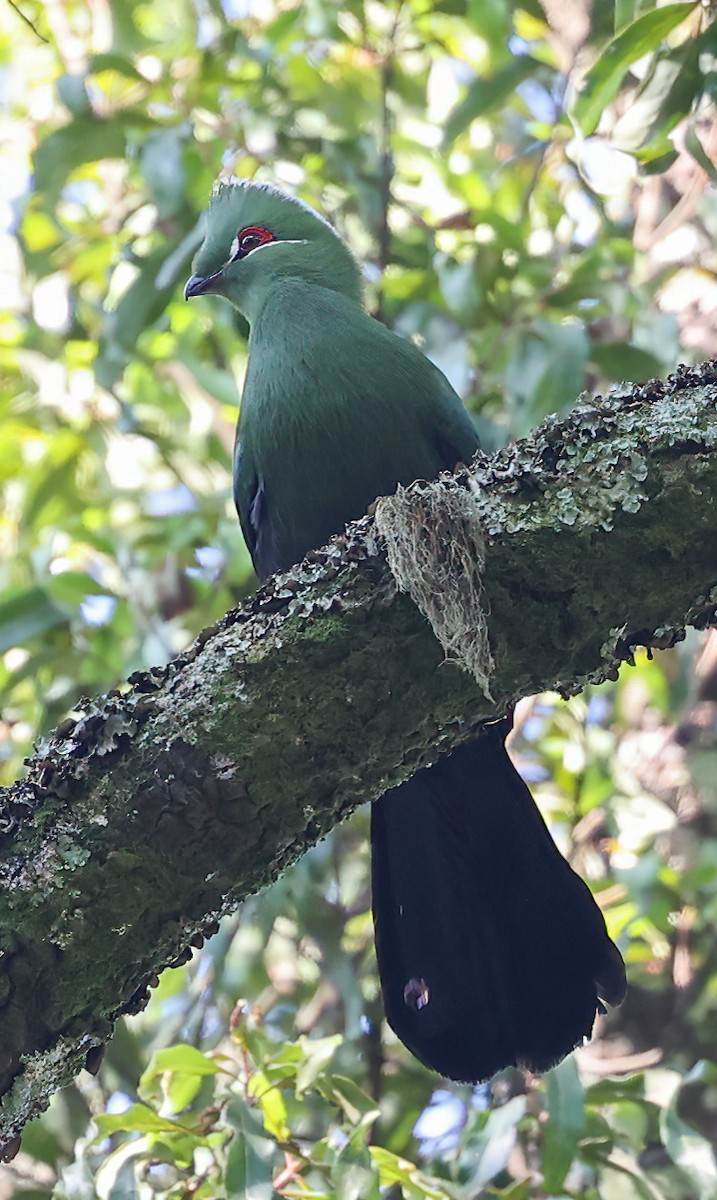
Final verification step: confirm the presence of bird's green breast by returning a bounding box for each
[235,280,479,580]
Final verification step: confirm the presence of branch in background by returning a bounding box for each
[6,1,48,43]
[1,361,717,1149]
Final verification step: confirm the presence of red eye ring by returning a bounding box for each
[232,225,275,260]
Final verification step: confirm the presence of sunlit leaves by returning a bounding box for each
[34,116,129,200]
[574,3,701,136]
[444,57,545,144]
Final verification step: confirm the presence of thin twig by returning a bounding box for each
[375,0,405,320]
[6,0,48,42]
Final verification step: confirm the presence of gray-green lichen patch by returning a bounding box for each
[0,1034,100,1151]
[468,365,717,538]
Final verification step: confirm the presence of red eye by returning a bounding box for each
[232,225,275,260]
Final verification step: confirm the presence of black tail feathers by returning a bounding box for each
[371,727,626,1082]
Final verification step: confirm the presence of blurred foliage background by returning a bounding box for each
[2,0,717,1195]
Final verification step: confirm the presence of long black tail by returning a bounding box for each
[371,724,626,1082]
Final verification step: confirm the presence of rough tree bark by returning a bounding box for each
[1,363,717,1150]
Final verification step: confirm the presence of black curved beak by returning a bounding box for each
[184,272,222,300]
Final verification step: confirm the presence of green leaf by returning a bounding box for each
[574,4,698,136]
[93,1140,148,1200]
[505,318,589,432]
[0,586,67,652]
[660,1080,717,1197]
[444,57,542,143]
[105,1158,140,1200]
[331,1142,381,1200]
[465,1096,527,1190]
[53,1155,98,1200]
[141,128,188,218]
[224,1100,276,1200]
[34,115,127,200]
[263,1041,305,1083]
[611,50,691,151]
[639,147,679,173]
[614,0,637,33]
[542,1057,585,1192]
[685,122,717,183]
[369,1146,447,1199]
[295,1034,342,1093]
[598,1153,670,1200]
[89,53,146,81]
[46,572,107,606]
[589,341,663,380]
[93,1104,197,1138]
[248,1070,290,1141]
[109,248,177,351]
[178,352,243,409]
[138,1043,225,1112]
[141,1043,224,1084]
[315,1075,381,1129]
[603,1100,650,1149]
[264,7,304,52]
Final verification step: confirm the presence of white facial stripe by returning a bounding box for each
[227,237,308,262]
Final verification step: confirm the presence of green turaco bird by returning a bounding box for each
[185,179,627,1082]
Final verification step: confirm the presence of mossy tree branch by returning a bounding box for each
[1,362,717,1149]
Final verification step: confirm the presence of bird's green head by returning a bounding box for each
[184,180,362,320]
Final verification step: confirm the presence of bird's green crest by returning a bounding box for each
[189,179,362,313]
